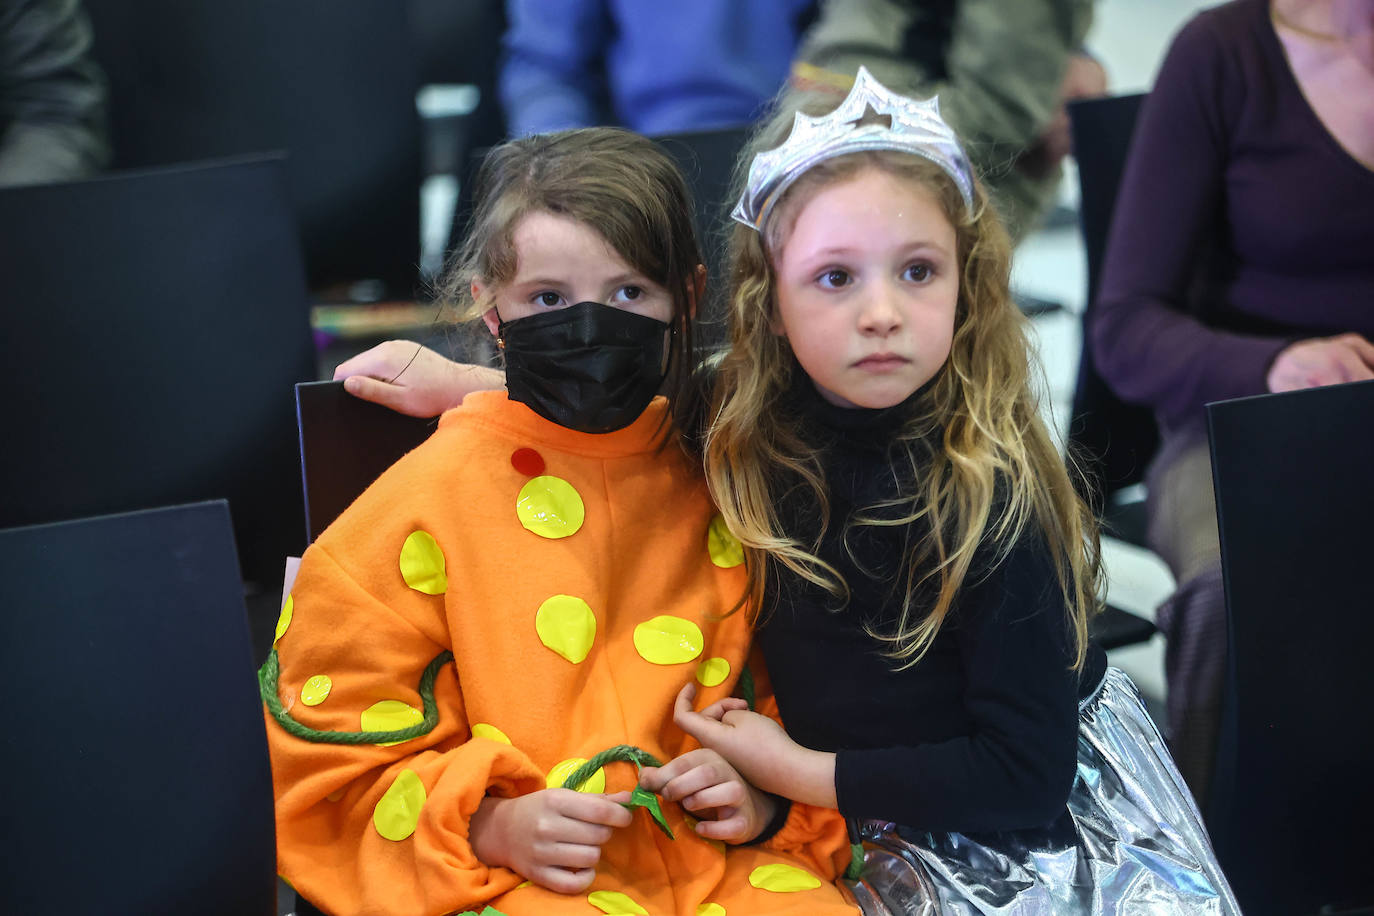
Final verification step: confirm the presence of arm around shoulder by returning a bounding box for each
[334,339,504,417]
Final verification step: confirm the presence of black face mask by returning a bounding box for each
[497,300,673,434]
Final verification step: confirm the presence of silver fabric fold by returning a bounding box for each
[843,667,1240,914]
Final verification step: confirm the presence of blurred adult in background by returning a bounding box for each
[1092,0,1374,803]
[0,0,107,186]
[788,0,1105,241]
[499,0,816,136]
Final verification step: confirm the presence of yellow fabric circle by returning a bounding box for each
[517,475,585,539]
[535,594,597,664]
[748,863,822,892]
[399,530,448,595]
[300,674,332,706]
[587,890,648,914]
[706,514,744,568]
[695,657,731,688]
[633,615,704,665]
[373,768,426,841]
[471,722,511,744]
[361,699,424,746]
[697,905,727,916]
[546,757,606,793]
[273,595,294,643]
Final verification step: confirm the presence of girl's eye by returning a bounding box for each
[817,269,851,289]
[535,291,563,307]
[904,263,933,283]
[613,285,643,302]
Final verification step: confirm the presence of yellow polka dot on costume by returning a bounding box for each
[400,530,448,595]
[515,880,533,890]
[587,890,648,914]
[695,657,730,687]
[299,675,332,706]
[535,594,596,664]
[273,595,294,643]
[373,768,426,841]
[546,757,606,793]
[748,863,822,892]
[707,514,744,568]
[697,904,727,916]
[471,723,511,744]
[516,475,585,539]
[362,699,424,746]
[634,615,704,665]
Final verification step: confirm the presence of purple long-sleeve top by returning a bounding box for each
[1092,0,1374,438]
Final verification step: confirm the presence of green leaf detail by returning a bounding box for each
[623,786,675,840]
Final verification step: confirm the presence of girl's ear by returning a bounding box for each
[473,278,500,337]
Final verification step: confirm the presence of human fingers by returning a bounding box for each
[1343,334,1374,369]
[550,788,634,829]
[332,340,418,381]
[696,697,750,721]
[528,863,597,895]
[693,810,752,843]
[340,373,410,411]
[678,779,748,815]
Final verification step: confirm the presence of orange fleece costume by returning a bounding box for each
[262,392,857,916]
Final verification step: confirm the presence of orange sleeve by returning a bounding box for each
[263,542,546,915]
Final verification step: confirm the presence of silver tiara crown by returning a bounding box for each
[731,66,975,232]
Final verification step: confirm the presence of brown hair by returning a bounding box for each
[436,127,705,434]
[704,103,1102,670]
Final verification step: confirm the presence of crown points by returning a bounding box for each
[732,66,974,230]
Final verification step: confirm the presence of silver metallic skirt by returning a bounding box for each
[843,667,1240,914]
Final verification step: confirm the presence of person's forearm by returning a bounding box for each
[754,747,838,810]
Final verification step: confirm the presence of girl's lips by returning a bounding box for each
[853,354,910,370]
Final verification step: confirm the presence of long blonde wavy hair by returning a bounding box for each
[704,132,1103,671]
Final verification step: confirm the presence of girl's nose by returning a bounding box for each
[858,283,903,335]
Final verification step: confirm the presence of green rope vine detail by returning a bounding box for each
[258,649,454,745]
[737,663,756,710]
[563,744,664,791]
[845,842,865,881]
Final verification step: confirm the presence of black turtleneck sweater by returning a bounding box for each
[754,376,1107,834]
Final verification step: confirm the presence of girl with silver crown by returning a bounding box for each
[669,68,1240,915]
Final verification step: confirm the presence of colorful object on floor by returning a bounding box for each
[373,768,426,841]
[400,530,448,595]
[633,615,704,665]
[516,475,585,538]
[535,594,597,663]
[749,863,823,892]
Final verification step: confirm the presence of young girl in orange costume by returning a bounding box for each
[260,128,858,916]
[671,70,1238,913]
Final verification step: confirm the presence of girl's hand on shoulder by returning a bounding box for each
[468,788,633,894]
[334,340,503,417]
[639,748,777,844]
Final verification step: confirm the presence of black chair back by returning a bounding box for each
[0,501,276,915]
[1206,379,1374,915]
[0,155,316,584]
[296,381,437,542]
[82,0,423,297]
[1066,94,1160,520]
